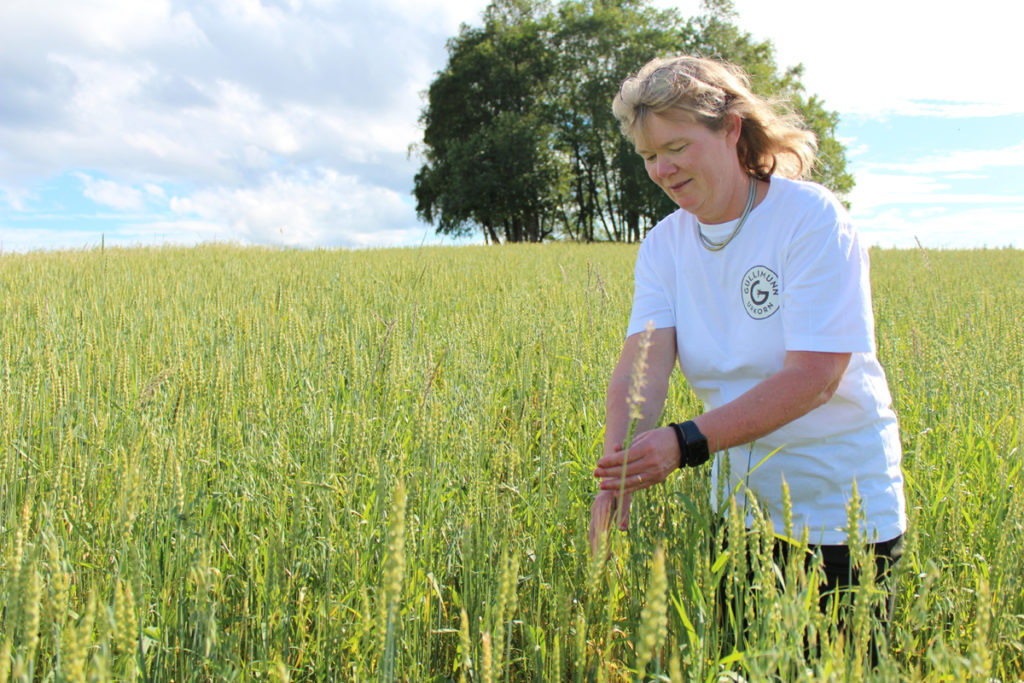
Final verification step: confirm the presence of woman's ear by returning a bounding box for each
[724,113,743,144]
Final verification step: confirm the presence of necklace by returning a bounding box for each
[698,176,757,252]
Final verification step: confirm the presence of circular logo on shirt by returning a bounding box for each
[741,266,780,319]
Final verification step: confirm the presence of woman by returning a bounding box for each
[589,56,906,621]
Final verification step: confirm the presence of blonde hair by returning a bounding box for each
[612,55,817,180]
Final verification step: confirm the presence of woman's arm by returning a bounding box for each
[588,327,677,553]
[593,349,851,495]
[603,327,678,459]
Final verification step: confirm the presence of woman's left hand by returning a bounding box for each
[593,426,681,494]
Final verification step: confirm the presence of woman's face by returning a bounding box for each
[634,112,743,224]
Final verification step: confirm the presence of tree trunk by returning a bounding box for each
[626,211,640,243]
[526,212,540,242]
[485,222,500,244]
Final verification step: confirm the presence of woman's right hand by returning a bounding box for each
[589,489,632,556]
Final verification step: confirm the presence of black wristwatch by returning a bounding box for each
[669,420,711,468]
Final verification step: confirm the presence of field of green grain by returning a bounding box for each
[1,244,1021,681]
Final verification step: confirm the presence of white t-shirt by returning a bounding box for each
[627,176,906,545]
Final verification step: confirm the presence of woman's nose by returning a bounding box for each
[656,155,676,178]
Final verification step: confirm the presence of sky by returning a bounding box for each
[1,0,1021,252]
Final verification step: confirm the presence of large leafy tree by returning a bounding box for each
[414,0,854,243]
[549,0,682,243]
[414,0,563,243]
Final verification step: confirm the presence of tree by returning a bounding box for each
[414,0,854,243]
[414,0,563,243]
[549,0,681,243]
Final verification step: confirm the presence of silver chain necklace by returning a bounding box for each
[698,176,757,252]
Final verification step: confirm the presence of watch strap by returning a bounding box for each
[669,422,687,469]
[680,420,710,467]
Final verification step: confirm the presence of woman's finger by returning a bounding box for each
[595,448,658,483]
[599,470,657,492]
[594,436,653,469]
[594,449,645,474]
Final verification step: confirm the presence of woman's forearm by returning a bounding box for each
[603,370,665,453]
[692,350,851,453]
[602,328,677,456]
[595,350,851,494]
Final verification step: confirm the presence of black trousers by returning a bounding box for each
[718,533,904,662]
[798,535,904,624]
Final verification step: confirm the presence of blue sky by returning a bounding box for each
[1,0,1021,252]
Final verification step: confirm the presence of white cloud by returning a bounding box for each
[880,101,1024,119]
[0,0,197,54]
[0,227,100,253]
[144,184,168,200]
[76,173,147,211]
[849,173,951,212]
[0,220,221,253]
[379,0,486,32]
[658,0,1024,118]
[848,170,1023,211]
[0,0,469,251]
[847,157,1023,249]
[860,143,1024,176]
[121,218,232,245]
[169,169,415,247]
[0,186,34,212]
[858,205,1024,249]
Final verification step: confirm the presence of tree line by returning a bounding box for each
[413,0,854,244]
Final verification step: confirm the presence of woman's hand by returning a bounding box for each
[593,426,681,494]
[588,489,632,556]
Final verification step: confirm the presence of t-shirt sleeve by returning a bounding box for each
[781,203,876,353]
[626,235,677,337]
